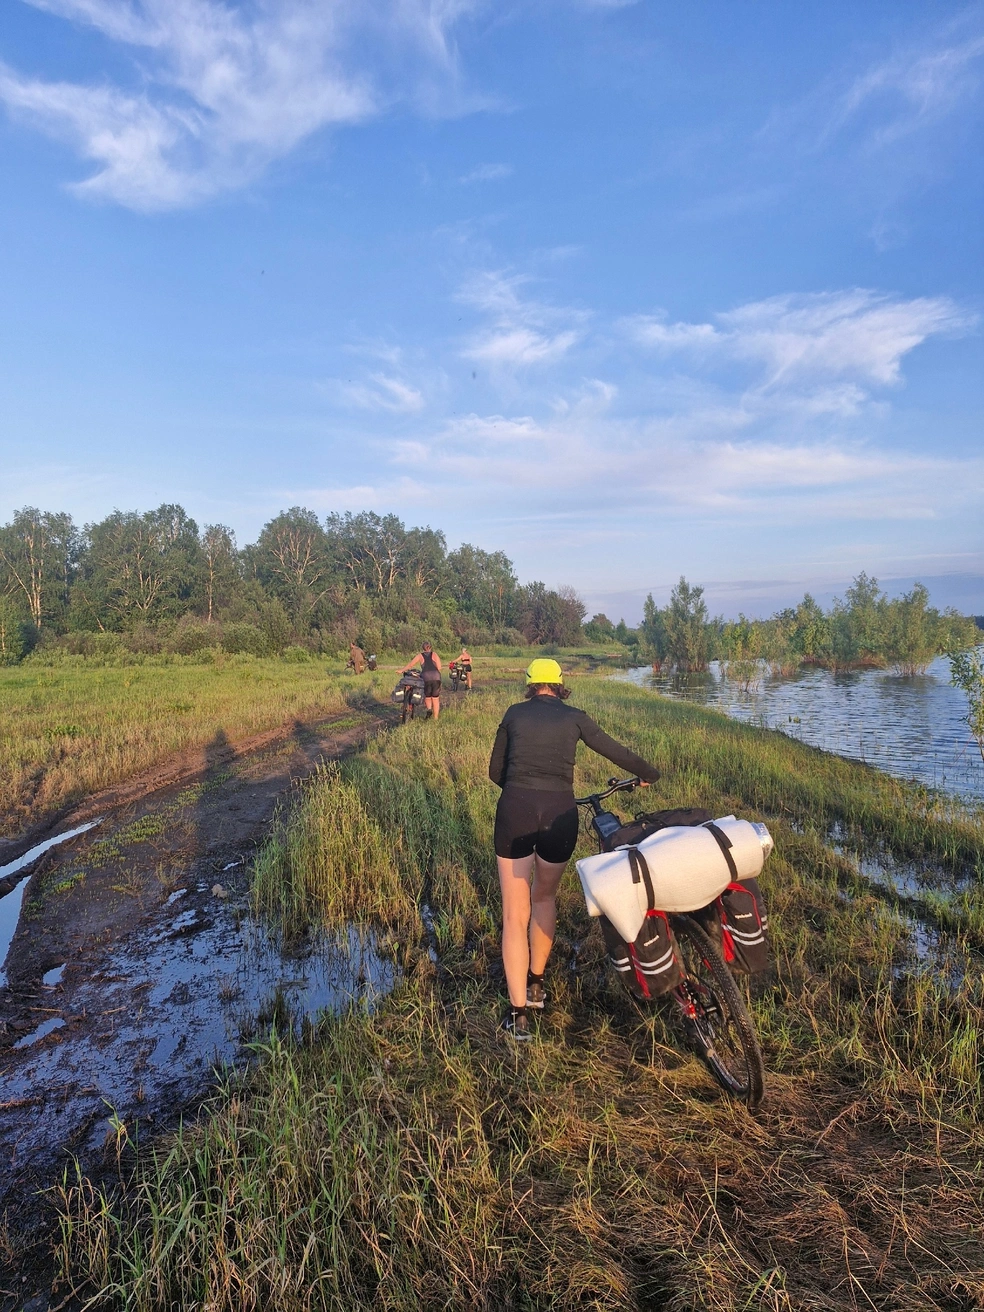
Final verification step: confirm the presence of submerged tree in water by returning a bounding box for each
[664,577,709,672]
[948,647,984,765]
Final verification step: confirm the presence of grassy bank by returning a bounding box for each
[0,658,392,837]
[56,679,984,1310]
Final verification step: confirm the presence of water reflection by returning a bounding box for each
[617,652,984,802]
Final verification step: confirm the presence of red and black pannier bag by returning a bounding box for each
[717,877,769,974]
[695,820,771,974]
[600,910,684,1000]
[598,845,685,999]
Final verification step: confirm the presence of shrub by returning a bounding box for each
[221,623,269,656]
[281,645,312,663]
[167,619,218,656]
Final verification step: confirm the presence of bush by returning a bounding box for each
[221,623,269,656]
[281,645,312,663]
[167,619,218,656]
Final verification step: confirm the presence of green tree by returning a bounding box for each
[0,506,77,632]
[639,593,668,665]
[792,594,832,664]
[0,593,30,663]
[250,508,334,628]
[445,544,518,637]
[949,647,984,765]
[884,584,939,675]
[77,505,200,628]
[516,582,585,646]
[199,524,241,623]
[721,613,761,688]
[664,577,709,671]
[584,613,616,642]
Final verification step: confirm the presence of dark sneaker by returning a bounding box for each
[526,978,547,1010]
[501,1009,532,1041]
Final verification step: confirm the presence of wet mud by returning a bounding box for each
[0,704,396,1298]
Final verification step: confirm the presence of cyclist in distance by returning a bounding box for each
[457,645,473,690]
[488,658,661,1040]
[401,641,442,720]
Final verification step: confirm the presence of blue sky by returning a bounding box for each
[0,0,981,622]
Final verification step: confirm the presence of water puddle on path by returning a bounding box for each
[0,886,396,1202]
[0,820,104,989]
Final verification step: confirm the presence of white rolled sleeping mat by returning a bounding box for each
[575,817,774,946]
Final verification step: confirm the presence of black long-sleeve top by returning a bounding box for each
[488,695,661,792]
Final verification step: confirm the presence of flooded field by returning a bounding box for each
[618,652,984,803]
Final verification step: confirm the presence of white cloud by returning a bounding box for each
[459,270,586,368]
[831,22,984,149]
[395,399,984,530]
[0,0,477,209]
[626,290,975,389]
[335,372,426,413]
[459,161,511,183]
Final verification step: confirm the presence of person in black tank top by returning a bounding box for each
[488,658,660,1040]
[402,642,442,719]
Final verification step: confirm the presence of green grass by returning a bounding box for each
[0,658,391,836]
[56,679,984,1310]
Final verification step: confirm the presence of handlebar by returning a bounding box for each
[574,776,641,812]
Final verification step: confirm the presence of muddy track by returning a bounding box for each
[0,691,394,869]
[0,698,401,1302]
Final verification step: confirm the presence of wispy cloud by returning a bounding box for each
[339,278,981,535]
[829,19,984,149]
[625,290,975,389]
[459,161,511,183]
[335,372,426,413]
[0,0,478,209]
[459,270,585,368]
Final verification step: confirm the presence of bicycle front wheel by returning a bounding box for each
[671,914,765,1108]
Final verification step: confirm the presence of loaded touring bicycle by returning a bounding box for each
[575,778,771,1108]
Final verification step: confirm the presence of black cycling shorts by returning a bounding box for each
[494,786,579,863]
[424,678,442,698]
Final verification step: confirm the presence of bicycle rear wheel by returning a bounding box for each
[670,914,765,1108]
[401,695,414,723]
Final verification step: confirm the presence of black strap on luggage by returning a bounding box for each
[703,821,740,883]
[627,847,657,912]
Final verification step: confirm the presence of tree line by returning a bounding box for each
[0,504,587,662]
[1,506,977,670]
[588,573,980,678]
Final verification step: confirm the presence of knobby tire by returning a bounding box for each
[671,914,765,1109]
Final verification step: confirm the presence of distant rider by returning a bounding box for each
[457,646,473,690]
[402,642,442,720]
[348,643,366,674]
[488,658,660,1040]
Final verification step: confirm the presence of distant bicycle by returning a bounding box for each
[576,777,765,1108]
[393,670,425,723]
[449,660,467,692]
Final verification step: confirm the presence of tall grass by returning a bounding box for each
[0,659,389,835]
[57,679,984,1310]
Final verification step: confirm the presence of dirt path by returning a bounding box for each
[0,700,398,1301]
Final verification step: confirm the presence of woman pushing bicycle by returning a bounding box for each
[488,658,661,1040]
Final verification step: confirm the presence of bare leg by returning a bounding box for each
[529,856,567,974]
[498,854,567,1007]
[430,696,440,720]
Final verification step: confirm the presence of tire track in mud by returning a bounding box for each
[0,698,400,1292]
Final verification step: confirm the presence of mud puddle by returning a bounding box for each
[0,703,393,1287]
[1,880,393,1196]
[0,821,104,989]
[822,824,984,981]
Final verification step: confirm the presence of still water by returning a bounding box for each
[618,652,984,803]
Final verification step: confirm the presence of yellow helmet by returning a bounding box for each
[526,657,564,685]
